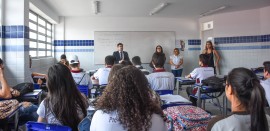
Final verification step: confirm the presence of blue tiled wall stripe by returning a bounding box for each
[188,48,201,50]
[214,34,270,44]
[54,40,94,46]
[0,25,29,39]
[216,45,270,50]
[54,49,94,52]
[188,39,201,45]
[2,45,29,52]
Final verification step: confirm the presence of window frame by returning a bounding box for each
[29,10,52,58]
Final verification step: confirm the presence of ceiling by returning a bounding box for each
[42,0,270,18]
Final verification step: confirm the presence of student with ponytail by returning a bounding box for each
[207,67,270,131]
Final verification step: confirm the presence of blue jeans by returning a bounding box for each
[19,104,38,124]
[171,69,183,77]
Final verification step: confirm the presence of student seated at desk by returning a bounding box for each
[207,68,270,131]
[132,56,150,75]
[90,66,166,131]
[92,55,114,85]
[69,55,92,89]
[37,63,89,131]
[185,54,214,106]
[28,55,47,90]
[147,53,174,90]
[261,61,270,106]
[0,58,38,124]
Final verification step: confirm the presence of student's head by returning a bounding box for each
[152,53,165,68]
[60,54,67,60]
[121,60,133,66]
[96,65,163,131]
[105,55,115,66]
[205,41,214,50]
[199,54,209,67]
[108,64,125,82]
[117,43,123,51]
[132,56,142,66]
[46,63,87,130]
[226,67,268,131]
[155,45,163,53]
[263,61,270,79]
[69,55,80,68]
[173,48,179,55]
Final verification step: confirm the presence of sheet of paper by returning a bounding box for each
[160,94,191,103]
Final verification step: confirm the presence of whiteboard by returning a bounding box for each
[94,31,176,64]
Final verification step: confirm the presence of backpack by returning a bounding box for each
[163,105,211,131]
[12,82,34,96]
[201,76,224,90]
[201,76,225,98]
[0,99,20,119]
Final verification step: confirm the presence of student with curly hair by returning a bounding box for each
[90,65,166,131]
[207,68,270,131]
[37,63,88,131]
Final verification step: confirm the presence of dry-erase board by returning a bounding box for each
[94,31,176,64]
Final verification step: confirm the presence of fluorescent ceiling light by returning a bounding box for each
[92,1,99,14]
[149,2,168,16]
[200,6,226,17]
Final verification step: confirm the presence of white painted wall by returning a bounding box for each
[29,0,59,23]
[55,16,200,75]
[260,6,270,34]
[199,6,270,75]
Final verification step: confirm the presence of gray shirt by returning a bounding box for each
[261,78,270,106]
[208,112,270,131]
[37,100,85,125]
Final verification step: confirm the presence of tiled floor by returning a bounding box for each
[175,85,231,116]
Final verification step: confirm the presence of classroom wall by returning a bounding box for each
[199,6,270,75]
[54,17,201,75]
[0,0,57,86]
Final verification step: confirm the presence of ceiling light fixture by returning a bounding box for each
[200,6,226,17]
[149,2,168,16]
[92,1,99,14]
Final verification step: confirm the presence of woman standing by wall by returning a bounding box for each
[149,45,166,69]
[202,41,220,74]
[169,48,183,77]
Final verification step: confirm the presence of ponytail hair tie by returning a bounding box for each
[246,77,256,88]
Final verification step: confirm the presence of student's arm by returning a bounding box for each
[202,49,206,54]
[169,58,175,66]
[213,50,221,67]
[32,72,47,79]
[37,117,46,123]
[177,58,183,67]
[185,74,191,78]
[0,67,12,99]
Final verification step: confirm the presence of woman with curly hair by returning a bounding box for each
[90,65,166,131]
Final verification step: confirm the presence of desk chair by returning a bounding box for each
[90,84,107,98]
[77,85,89,98]
[155,90,173,95]
[26,121,72,131]
[190,85,225,113]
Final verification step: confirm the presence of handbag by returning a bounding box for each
[0,99,20,119]
[163,105,211,131]
[12,82,34,97]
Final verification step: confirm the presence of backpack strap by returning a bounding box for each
[77,73,86,85]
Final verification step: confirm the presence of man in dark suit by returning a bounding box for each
[112,43,130,64]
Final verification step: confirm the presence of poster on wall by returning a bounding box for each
[175,40,187,51]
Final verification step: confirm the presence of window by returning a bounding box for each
[29,11,52,58]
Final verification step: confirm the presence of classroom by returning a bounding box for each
[0,0,270,130]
